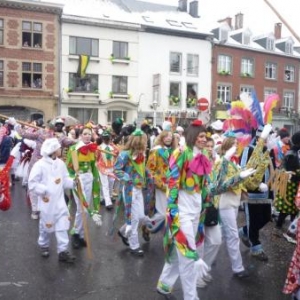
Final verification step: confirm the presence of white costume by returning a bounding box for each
[28,139,74,254]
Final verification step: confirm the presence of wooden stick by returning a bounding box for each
[0,113,39,129]
[71,150,93,260]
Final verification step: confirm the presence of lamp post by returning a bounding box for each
[153,99,158,127]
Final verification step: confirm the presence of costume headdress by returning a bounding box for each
[40,138,61,157]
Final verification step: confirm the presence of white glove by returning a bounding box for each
[194,259,209,279]
[258,182,268,192]
[92,213,102,227]
[240,168,256,179]
[224,145,237,160]
[125,225,132,237]
[260,124,273,140]
[23,138,36,149]
[10,142,21,158]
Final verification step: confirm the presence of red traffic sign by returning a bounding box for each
[197,98,209,111]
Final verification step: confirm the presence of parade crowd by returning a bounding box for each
[1,102,300,300]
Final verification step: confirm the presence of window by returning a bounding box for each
[0,60,3,87]
[169,82,181,106]
[187,54,199,76]
[283,91,295,109]
[69,73,98,93]
[0,19,3,45]
[170,52,181,73]
[217,84,232,103]
[186,83,198,108]
[285,42,292,55]
[69,36,99,57]
[220,28,229,42]
[241,58,254,77]
[264,88,277,101]
[112,76,128,94]
[68,107,98,125]
[22,21,42,48]
[22,62,42,88]
[284,65,295,82]
[218,55,232,74]
[240,85,253,97]
[266,38,274,51]
[107,110,127,123]
[113,41,128,59]
[265,62,277,80]
[243,32,251,45]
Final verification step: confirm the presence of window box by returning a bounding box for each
[109,92,130,99]
[241,72,252,78]
[186,98,196,108]
[169,96,181,106]
[218,70,231,75]
[110,55,130,64]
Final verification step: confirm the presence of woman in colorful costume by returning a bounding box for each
[145,129,178,236]
[114,129,152,256]
[66,126,100,249]
[156,120,255,299]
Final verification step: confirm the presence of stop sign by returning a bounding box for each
[197,98,209,111]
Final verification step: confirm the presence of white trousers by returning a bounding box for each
[73,172,93,238]
[99,170,114,206]
[29,190,38,212]
[158,191,201,300]
[148,189,167,232]
[219,207,244,273]
[120,186,150,250]
[38,226,69,253]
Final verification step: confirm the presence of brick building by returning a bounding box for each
[0,0,63,122]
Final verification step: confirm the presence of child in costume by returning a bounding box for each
[28,138,76,263]
[156,120,255,299]
[96,130,119,210]
[66,126,101,249]
[114,129,152,256]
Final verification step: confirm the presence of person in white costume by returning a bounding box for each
[28,138,76,263]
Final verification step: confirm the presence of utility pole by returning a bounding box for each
[263,0,300,43]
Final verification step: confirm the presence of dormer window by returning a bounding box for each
[220,28,229,42]
[267,38,274,51]
[285,41,293,54]
[243,32,251,45]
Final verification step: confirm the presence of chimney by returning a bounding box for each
[189,1,199,18]
[217,17,233,29]
[235,12,244,30]
[274,22,282,39]
[178,0,187,12]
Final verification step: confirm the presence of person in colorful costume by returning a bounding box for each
[96,130,119,210]
[156,121,255,299]
[114,129,152,256]
[283,131,300,299]
[145,129,177,236]
[273,128,298,237]
[28,138,76,263]
[239,125,273,261]
[66,126,100,249]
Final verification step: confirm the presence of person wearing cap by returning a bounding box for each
[210,120,224,154]
[144,129,178,239]
[114,129,152,257]
[96,130,119,210]
[238,124,273,261]
[28,138,76,263]
[156,120,256,299]
[175,126,185,147]
[66,126,100,249]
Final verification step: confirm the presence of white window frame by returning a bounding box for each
[107,110,127,123]
[240,85,253,97]
[186,54,199,76]
[283,90,295,109]
[217,84,232,103]
[285,41,293,55]
[0,60,3,87]
[170,52,182,74]
[0,19,3,45]
[218,55,232,74]
[265,62,277,80]
[69,36,99,57]
[267,38,274,51]
[112,41,128,59]
[169,81,181,106]
[243,32,251,45]
[241,58,254,76]
[264,88,277,101]
[284,65,295,82]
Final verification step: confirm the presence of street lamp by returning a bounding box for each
[153,99,158,127]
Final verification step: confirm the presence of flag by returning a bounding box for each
[77,55,90,78]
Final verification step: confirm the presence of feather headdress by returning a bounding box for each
[264,93,279,124]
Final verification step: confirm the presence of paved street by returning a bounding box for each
[0,182,295,300]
